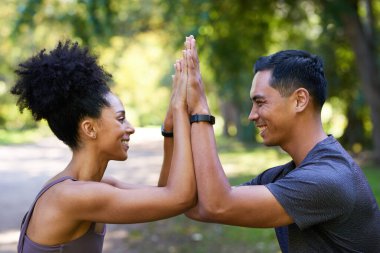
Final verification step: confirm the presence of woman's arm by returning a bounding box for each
[158,136,173,186]
[101,176,154,189]
[57,48,196,224]
[158,73,176,187]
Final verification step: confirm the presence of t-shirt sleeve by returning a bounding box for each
[266,163,355,230]
[240,163,292,186]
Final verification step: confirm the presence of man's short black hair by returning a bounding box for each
[11,40,111,149]
[254,49,327,109]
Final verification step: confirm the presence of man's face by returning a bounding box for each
[248,70,295,147]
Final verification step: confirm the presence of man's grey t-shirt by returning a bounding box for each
[242,136,380,252]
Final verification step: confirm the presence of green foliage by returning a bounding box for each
[363,165,380,204]
[0,122,50,144]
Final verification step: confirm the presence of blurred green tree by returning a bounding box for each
[4,0,380,163]
[161,0,380,162]
[318,0,380,162]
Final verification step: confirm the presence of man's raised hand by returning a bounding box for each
[185,35,210,116]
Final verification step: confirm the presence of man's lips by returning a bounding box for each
[256,124,267,135]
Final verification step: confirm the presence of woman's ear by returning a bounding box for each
[294,88,310,112]
[80,118,97,139]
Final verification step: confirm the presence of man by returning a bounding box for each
[183,35,380,252]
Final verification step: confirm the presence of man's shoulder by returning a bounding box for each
[241,161,295,186]
[300,135,359,176]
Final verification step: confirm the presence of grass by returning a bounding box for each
[2,128,379,252]
[122,136,380,253]
[362,164,380,204]
[123,215,280,253]
[0,124,51,145]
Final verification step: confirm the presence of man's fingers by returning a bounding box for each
[187,35,193,50]
[191,38,200,65]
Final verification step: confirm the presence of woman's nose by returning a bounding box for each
[125,121,135,135]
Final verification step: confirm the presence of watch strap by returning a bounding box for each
[190,114,215,125]
[161,125,173,137]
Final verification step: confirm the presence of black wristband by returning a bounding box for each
[190,114,215,125]
[161,125,173,137]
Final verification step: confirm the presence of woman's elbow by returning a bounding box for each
[182,190,197,210]
[171,189,197,212]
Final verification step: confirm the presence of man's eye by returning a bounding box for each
[118,117,125,123]
[256,101,264,106]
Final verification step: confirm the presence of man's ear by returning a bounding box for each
[80,118,97,139]
[293,88,310,112]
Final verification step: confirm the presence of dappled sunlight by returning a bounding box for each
[0,229,18,253]
[322,99,348,138]
[0,230,19,244]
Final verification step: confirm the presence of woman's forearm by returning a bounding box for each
[166,107,196,205]
[158,136,173,187]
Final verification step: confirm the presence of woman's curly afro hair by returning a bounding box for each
[11,40,111,149]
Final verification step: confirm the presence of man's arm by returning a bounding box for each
[185,36,293,228]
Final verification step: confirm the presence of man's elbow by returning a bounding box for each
[197,202,226,222]
[184,204,214,222]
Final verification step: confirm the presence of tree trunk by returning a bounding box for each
[220,100,239,137]
[338,1,380,163]
[340,98,370,151]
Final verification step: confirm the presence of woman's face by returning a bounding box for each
[96,92,135,161]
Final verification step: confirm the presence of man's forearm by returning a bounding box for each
[190,122,231,214]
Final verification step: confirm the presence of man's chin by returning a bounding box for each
[262,140,277,147]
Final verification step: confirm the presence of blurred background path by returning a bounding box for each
[0,127,163,253]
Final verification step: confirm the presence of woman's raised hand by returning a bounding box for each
[171,48,188,112]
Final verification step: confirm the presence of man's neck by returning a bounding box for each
[281,120,327,167]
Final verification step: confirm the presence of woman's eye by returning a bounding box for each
[118,117,125,123]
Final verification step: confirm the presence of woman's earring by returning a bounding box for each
[92,133,97,139]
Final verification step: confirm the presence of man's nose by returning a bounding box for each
[248,106,258,121]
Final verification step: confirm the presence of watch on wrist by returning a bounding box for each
[190,114,215,125]
[161,125,173,137]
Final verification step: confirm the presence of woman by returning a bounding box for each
[12,39,195,252]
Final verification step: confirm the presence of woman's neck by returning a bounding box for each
[63,148,108,182]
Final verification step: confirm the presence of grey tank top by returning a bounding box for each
[18,176,106,253]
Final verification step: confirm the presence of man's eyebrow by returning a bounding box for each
[116,110,125,114]
[250,95,265,101]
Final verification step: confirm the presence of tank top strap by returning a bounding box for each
[35,176,77,202]
[18,176,77,253]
